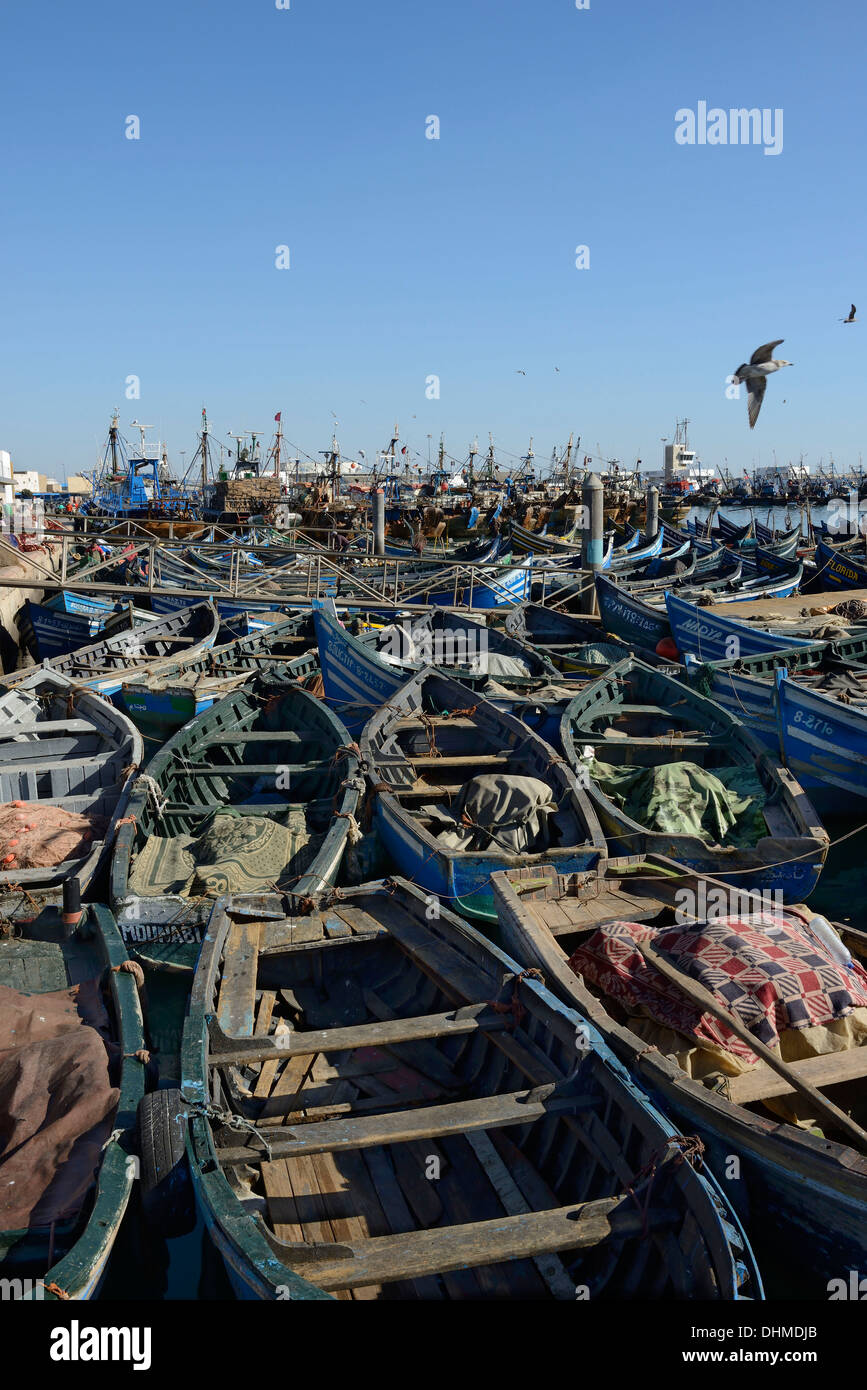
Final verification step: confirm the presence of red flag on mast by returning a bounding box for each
[274,412,282,423]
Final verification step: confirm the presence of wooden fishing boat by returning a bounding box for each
[360,668,607,920]
[594,574,673,653]
[664,592,819,663]
[178,878,763,1300]
[0,670,143,920]
[815,539,867,591]
[559,657,829,901]
[685,637,867,812]
[493,857,867,1296]
[2,602,222,700]
[111,674,362,947]
[313,600,563,738]
[118,612,320,743]
[19,595,153,663]
[0,902,146,1299]
[503,602,653,672]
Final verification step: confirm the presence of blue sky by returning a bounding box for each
[1,0,865,482]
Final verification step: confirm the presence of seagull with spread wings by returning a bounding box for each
[732,339,792,428]
[841,304,857,323]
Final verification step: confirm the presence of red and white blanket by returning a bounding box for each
[568,912,867,1065]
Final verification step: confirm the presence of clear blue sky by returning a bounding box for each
[1,0,864,482]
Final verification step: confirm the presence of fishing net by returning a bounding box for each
[129,806,325,897]
[585,759,767,847]
[0,802,105,871]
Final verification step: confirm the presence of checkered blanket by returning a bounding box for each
[567,912,867,1064]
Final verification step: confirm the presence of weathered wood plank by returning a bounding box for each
[726,1046,867,1105]
[216,923,261,1038]
[208,1005,509,1066]
[283,1195,675,1291]
[218,1087,593,1165]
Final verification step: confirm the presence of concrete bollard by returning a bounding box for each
[580,472,604,614]
[645,485,659,541]
[372,488,385,557]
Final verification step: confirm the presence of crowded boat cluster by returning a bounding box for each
[2,455,867,1305]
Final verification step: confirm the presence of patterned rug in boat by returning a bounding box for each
[128,806,324,896]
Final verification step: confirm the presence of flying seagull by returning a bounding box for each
[841,304,857,323]
[732,339,792,428]
[515,369,526,375]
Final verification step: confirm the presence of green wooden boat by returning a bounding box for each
[0,904,146,1299]
[110,675,363,968]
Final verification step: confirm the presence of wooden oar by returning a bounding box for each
[633,938,867,1154]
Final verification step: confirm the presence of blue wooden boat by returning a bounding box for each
[816,539,867,591]
[775,670,867,807]
[178,878,762,1300]
[503,602,660,669]
[664,591,817,663]
[558,657,829,901]
[595,574,673,652]
[118,612,319,743]
[609,528,665,571]
[360,669,607,921]
[312,601,561,738]
[416,562,533,608]
[493,858,867,1298]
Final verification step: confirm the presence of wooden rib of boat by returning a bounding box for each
[0,903,146,1299]
[179,878,763,1300]
[111,674,362,948]
[312,600,563,738]
[492,857,867,1296]
[559,657,829,901]
[360,668,607,920]
[0,670,143,919]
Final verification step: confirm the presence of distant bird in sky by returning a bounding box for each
[732,339,792,428]
[841,304,857,323]
[554,366,560,372]
[515,369,526,375]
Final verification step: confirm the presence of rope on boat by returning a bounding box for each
[138,774,168,820]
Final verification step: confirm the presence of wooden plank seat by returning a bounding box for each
[217,1085,598,1165]
[0,719,98,738]
[169,761,335,777]
[274,1193,678,1291]
[406,754,513,770]
[726,1046,867,1105]
[207,1004,511,1065]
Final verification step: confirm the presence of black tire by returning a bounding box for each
[137,1089,196,1239]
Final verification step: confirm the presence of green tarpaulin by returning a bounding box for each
[586,758,768,848]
